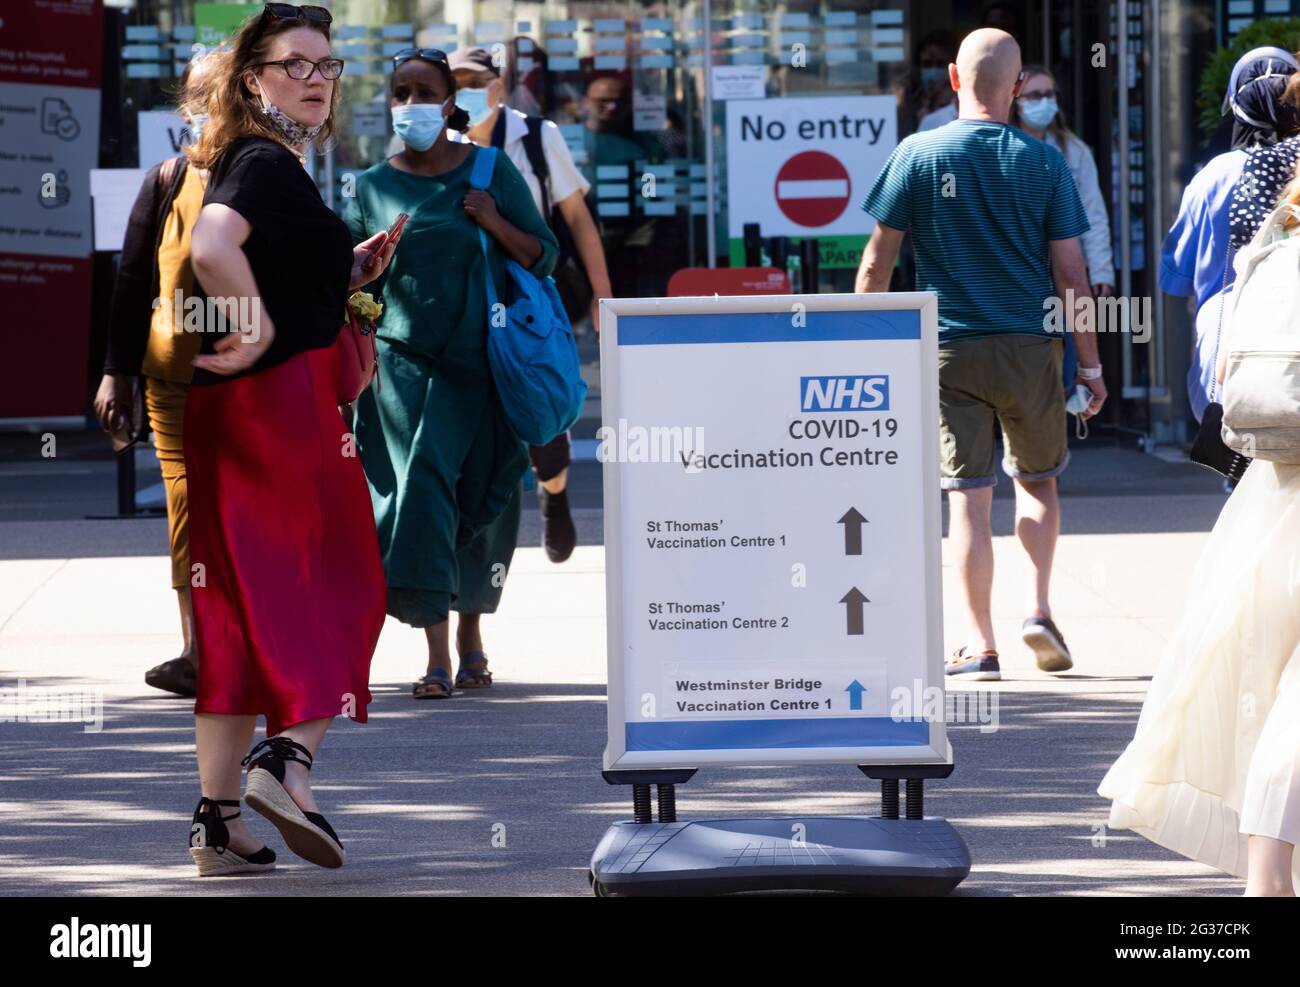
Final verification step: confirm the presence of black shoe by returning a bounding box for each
[538,486,576,563]
[145,657,196,697]
[189,797,276,877]
[242,737,345,869]
[1022,615,1073,672]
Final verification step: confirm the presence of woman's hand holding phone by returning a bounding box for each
[350,212,408,290]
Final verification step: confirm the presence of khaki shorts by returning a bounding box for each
[937,334,1068,490]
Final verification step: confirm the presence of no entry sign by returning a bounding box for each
[725,95,896,243]
[775,150,852,227]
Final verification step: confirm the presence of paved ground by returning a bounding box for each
[0,430,1246,895]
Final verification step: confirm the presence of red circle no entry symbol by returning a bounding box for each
[774,150,851,227]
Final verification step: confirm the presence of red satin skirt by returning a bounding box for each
[183,344,386,734]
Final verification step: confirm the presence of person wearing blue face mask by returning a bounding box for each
[912,31,958,132]
[448,46,612,568]
[345,47,559,700]
[1011,65,1114,301]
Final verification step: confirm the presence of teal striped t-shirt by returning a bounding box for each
[861,119,1089,342]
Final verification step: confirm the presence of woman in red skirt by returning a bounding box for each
[181,4,400,876]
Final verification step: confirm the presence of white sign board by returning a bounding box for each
[724,95,896,241]
[599,292,947,769]
[90,169,146,252]
[351,101,389,138]
[711,64,765,100]
[632,91,667,132]
[0,81,101,259]
[137,109,193,169]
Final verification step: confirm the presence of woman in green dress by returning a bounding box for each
[347,48,558,698]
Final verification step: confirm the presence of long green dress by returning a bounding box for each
[346,144,558,626]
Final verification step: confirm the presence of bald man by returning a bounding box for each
[856,29,1108,681]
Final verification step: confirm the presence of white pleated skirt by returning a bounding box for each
[1098,459,1300,887]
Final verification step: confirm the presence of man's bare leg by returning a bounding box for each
[947,486,996,654]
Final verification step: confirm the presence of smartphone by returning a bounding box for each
[367,212,409,264]
[387,211,410,240]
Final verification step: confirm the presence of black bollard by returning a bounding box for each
[743,222,763,267]
[799,237,820,293]
[767,235,789,277]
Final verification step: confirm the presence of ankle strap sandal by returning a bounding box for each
[191,796,240,853]
[241,736,314,782]
[242,735,345,869]
[189,797,275,877]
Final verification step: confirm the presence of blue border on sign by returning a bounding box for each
[626,717,929,751]
[617,309,921,345]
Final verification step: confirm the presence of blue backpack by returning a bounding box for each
[470,146,587,446]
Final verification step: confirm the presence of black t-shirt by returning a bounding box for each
[191,136,353,386]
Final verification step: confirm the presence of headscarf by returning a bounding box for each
[1223,46,1300,149]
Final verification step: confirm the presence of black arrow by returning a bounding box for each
[839,587,870,635]
[838,507,867,555]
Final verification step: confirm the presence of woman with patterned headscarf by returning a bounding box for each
[1160,47,1300,422]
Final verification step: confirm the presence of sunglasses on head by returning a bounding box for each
[392,47,449,66]
[262,4,333,27]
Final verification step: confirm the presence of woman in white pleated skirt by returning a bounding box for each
[1098,170,1300,897]
[1098,459,1300,894]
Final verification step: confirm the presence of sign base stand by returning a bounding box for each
[589,766,970,897]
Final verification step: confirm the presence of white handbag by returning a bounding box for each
[1221,202,1300,463]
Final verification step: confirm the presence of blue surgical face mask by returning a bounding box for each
[455,86,495,127]
[188,112,209,143]
[919,66,948,88]
[391,102,444,151]
[1019,96,1059,130]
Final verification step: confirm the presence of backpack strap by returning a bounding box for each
[521,116,552,221]
[469,143,497,191]
[1209,247,1236,404]
[469,146,500,313]
[489,109,508,149]
[158,155,178,190]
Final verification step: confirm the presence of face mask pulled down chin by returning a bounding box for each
[257,88,326,146]
[391,103,445,151]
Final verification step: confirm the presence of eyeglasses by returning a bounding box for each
[392,47,449,66]
[251,57,345,80]
[262,3,333,26]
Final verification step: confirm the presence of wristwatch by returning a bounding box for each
[1077,365,1103,380]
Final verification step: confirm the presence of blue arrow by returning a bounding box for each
[845,680,866,711]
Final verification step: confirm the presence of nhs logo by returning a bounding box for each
[800,375,890,412]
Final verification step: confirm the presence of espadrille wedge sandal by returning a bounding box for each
[242,737,345,869]
[189,797,276,877]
